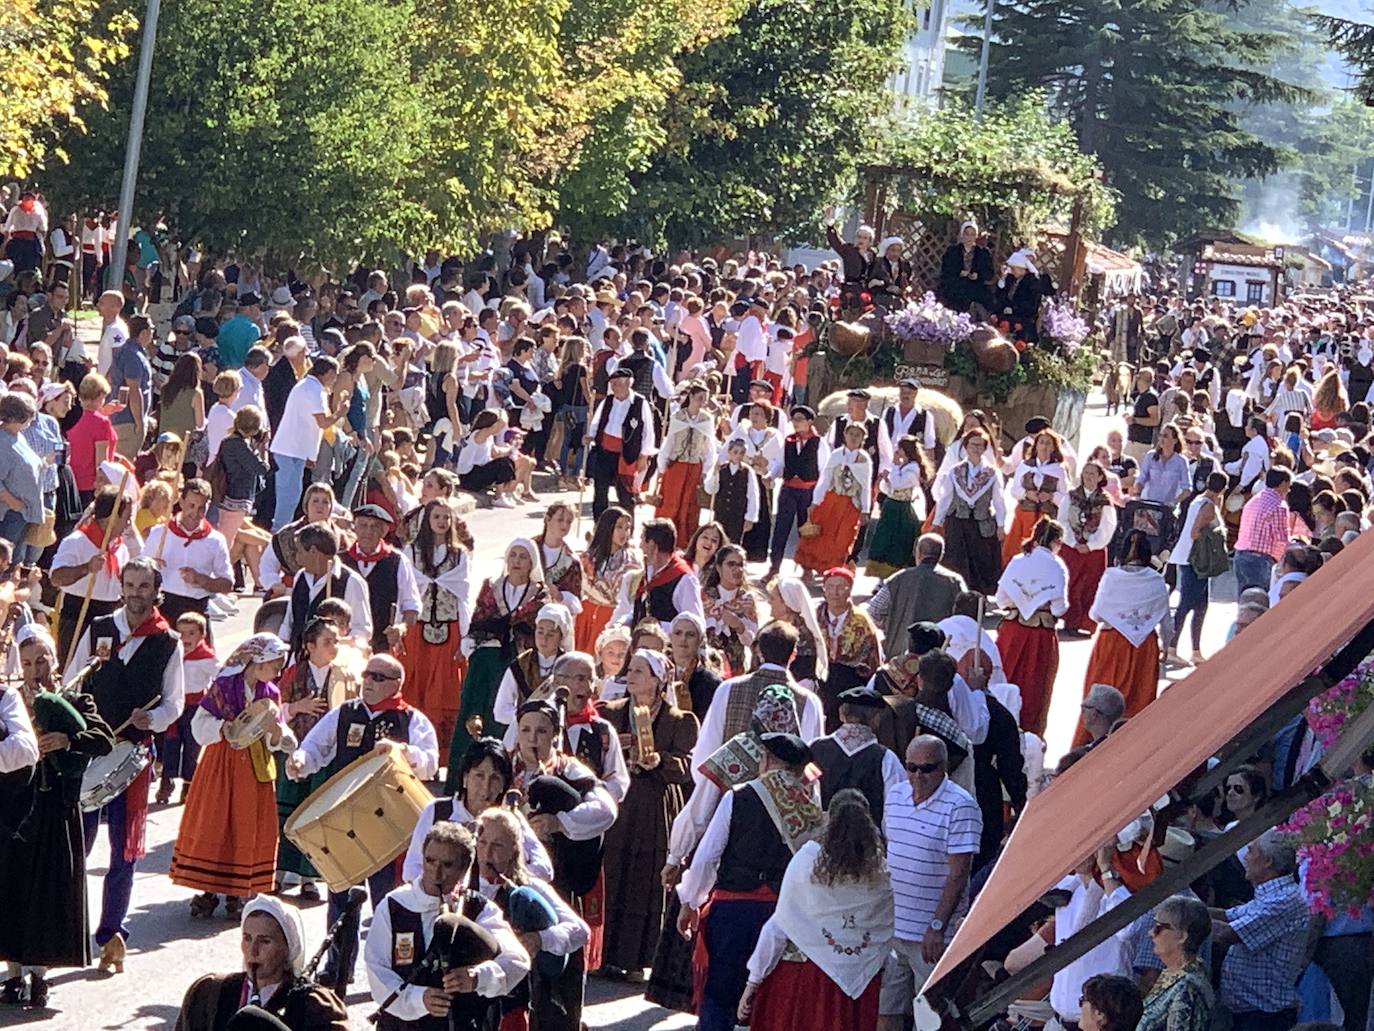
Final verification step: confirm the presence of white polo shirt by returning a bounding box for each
[271,375,328,461]
[883,776,982,941]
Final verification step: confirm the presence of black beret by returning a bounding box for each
[790,405,816,421]
[760,731,811,766]
[838,686,886,711]
[1024,416,1051,434]
[906,621,947,655]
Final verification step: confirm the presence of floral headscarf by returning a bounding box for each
[750,682,802,738]
[200,632,289,720]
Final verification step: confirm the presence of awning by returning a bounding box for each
[925,529,1374,995]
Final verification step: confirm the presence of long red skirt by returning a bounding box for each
[1003,507,1042,567]
[170,741,278,897]
[997,619,1059,737]
[401,621,466,752]
[794,492,861,573]
[1072,628,1160,746]
[1060,546,1108,633]
[656,461,704,546]
[575,600,615,655]
[752,959,880,1031]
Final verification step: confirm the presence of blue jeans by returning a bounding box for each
[1173,564,1211,651]
[558,405,588,475]
[0,506,28,550]
[272,454,308,531]
[323,862,399,985]
[82,788,138,945]
[1233,549,1275,598]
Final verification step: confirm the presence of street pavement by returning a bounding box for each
[28,388,1237,1029]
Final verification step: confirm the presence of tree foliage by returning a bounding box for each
[0,0,136,180]
[973,0,1310,248]
[1317,9,1374,105]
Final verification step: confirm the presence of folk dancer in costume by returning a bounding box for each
[766,406,829,578]
[472,808,590,1030]
[143,478,234,632]
[663,611,717,716]
[171,633,294,919]
[733,401,784,562]
[765,576,829,689]
[276,524,372,655]
[508,699,619,1030]
[1003,429,1068,567]
[534,502,584,618]
[807,686,905,823]
[937,219,995,314]
[675,731,824,1031]
[174,895,348,1031]
[995,517,1069,737]
[274,617,349,899]
[157,611,218,805]
[48,486,131,659]
[365,822,530,1031]
[400,499,470,751]
[599,649,698,978]
[573,506,639,654]
[728,381,788,435]
[877,379,938,472]
[701,544,760,681]
[866,434,934,578]
[739,790,894,1031]
[1002,415,1078,481]
[815,567,883,730]
[65,556,185,974]
[931,428,1007,595]
[1073,529,1170,746]
[593,624,632,701]
[258,483,340,599]
[611,518,703,633]
[793,420,873,574]
[340,503,420,658]
[584,368,656,520]
[446,538,547,786]
[285,654,440,993]
[0,627,109,1009]
[994,249,1044,344]
[493,603,573,746]
[654,382,717,543]
[403,737,553,886]
[704,436,760,547]
[1057,459,1118,635]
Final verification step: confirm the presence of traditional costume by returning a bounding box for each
[277,557,372,654]
[402,793,554,886]
[170,635,294,904]
[340,512,422,657]
[587,378,655,518]
[655,405,716,543]
[1075,565,1170,745]
[793,446,871,574]
[402,538,470,751]
[932,459,1007,595]
[493,603,571,745]
[161,637,218,803]
[866,458,927,578]
[536,533,584,618]
[995,545,1069,736]
[51,517,128,660]
[817,585,884,730]
[574,541,638,655]
[613,549,703,632]
[705,449,761,546]
[703,582,761,679]
[772,577,829,688]
[877,400,937,469]
[768,422,830,570]
[1058,482,1118,633]
[733,424,784,562]
[938,226,995,313]
[808,689,905,824]
[144,515,234,631]
[446,539,547,786]
[1004,460,1066,566]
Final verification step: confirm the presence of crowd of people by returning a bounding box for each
[0,184,1369,1031]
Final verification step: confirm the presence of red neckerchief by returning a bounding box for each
[370,693,410,713]
[637,552,693,598]
[79,520,122,576]
[130,609,171,637]
[168,517,213,544]
[566,702,598,726]
[348,539,393,565]
[183,641,216,662]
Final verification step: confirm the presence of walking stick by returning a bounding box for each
[575,430,592,538]
[63,467,132,673]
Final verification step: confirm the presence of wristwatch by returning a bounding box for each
[929,918,945,932]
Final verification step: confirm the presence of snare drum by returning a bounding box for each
[284,747,433,892]
[79,740,151,812]
[224,697,278,749]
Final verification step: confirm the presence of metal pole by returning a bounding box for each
[108,0,162,293]
[974,0,994,120]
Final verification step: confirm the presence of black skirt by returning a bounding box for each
[0,779,92,967]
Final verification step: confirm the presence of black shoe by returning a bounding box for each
[0,978,24,1005]
[27,974,47,1009]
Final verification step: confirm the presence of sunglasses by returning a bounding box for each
[1150,921,1177,935]
[1225,784,1250,794]
[364,670,401,683]
[905,761,942,774]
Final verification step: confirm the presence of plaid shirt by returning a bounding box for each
[1236,487,1290,561]
[1220,876,1308,1014]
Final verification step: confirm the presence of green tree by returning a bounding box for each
[973,0,1308,248]
[597,0,912,248]
[1318,7,1374,103]
[0,0,136,180]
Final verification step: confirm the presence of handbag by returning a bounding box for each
[1189,525,1231,579]
[23,509,56,548]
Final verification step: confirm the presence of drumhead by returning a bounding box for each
[292,751,388,825]
[82,740,141,782]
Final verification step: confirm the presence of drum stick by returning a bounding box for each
[112,693,163,737]
[64,467,132,673]
[974,593,986,683]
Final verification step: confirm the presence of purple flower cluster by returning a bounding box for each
[1040,300,1090,354]
[884,292,974,347]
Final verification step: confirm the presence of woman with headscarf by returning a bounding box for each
[401,497,471,752]
[493,602,573,743]
[446,538,549,789]
[1058,459,1118,634]
[995,517,1069,736]
[1073,530,1170,745]
[593,624,632,701]
[599,649,699,978]
[170,632,293,920]
[576,506,640,653]
[0,626,114,1009]
[938,220,995,314]
[655,382,717,543]
[667,611,720,717]
[766,576,829,689]
[994,249,1044,344]
[535,501,584,617]
[868,237,911,312]
[701,542,761,679]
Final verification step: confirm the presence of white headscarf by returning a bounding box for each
[879,236,904,258]
[777,577,828,683]
[960,219,979,235]
[632,647,671,687]
[535,602,574,651]
[504,537,545,584]
[242,895,305,974]
[15,624,55,654]
[1006,248,1039,276]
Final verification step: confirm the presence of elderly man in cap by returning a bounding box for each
[877,378,937,472]
[809,686,905,823]
[340,503,420,657]
[677,730,824,1031]
[175,895,348,1030]
[584,366,656,519]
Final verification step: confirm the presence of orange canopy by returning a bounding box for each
[926,529,1374,993]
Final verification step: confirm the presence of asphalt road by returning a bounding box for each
[23,388,1236,1030]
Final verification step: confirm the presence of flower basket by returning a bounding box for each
[884,292,974,359]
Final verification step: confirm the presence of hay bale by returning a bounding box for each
[816,386,964,446]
